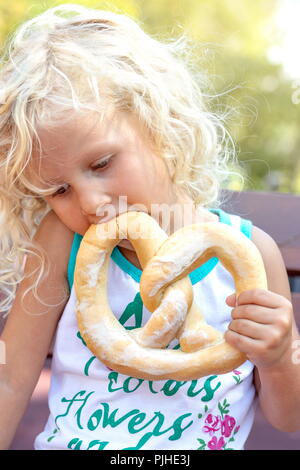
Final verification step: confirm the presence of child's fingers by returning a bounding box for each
[227,289,291,309]
[224,328,263,355]
[229,317,270,340]
[231,305,274,324]
[235,289,290,309]
[225,293,237,307]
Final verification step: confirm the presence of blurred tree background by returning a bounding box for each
[0,0,299,193]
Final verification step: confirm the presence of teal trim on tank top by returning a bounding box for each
[67,208,253,290]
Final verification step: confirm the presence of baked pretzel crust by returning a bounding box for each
[74,211,267,380]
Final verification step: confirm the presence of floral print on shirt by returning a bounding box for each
[197,399,241,450]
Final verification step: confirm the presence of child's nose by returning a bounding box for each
[77,186,111,217]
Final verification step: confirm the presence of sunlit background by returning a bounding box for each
[1,0,299,194]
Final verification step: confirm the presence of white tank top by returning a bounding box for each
[34,209,257,450]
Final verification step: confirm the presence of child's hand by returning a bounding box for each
[225,289,294,369]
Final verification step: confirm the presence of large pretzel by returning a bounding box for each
[74,211,267,380]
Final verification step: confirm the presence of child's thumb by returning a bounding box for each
[226,293,237,307]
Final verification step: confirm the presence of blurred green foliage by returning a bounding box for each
[0,0,299,193]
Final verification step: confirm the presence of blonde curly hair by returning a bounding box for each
[0,3,238,317]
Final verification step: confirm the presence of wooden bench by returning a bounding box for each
[221,189,300,450]
[221,189,300,328]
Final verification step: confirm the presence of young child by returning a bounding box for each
[0,4,299,450]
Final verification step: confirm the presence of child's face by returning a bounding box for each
[31,110,183,239]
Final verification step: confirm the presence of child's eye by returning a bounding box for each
[92,156,112,170]
[51,156,113,198]
[52,183,69,197]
